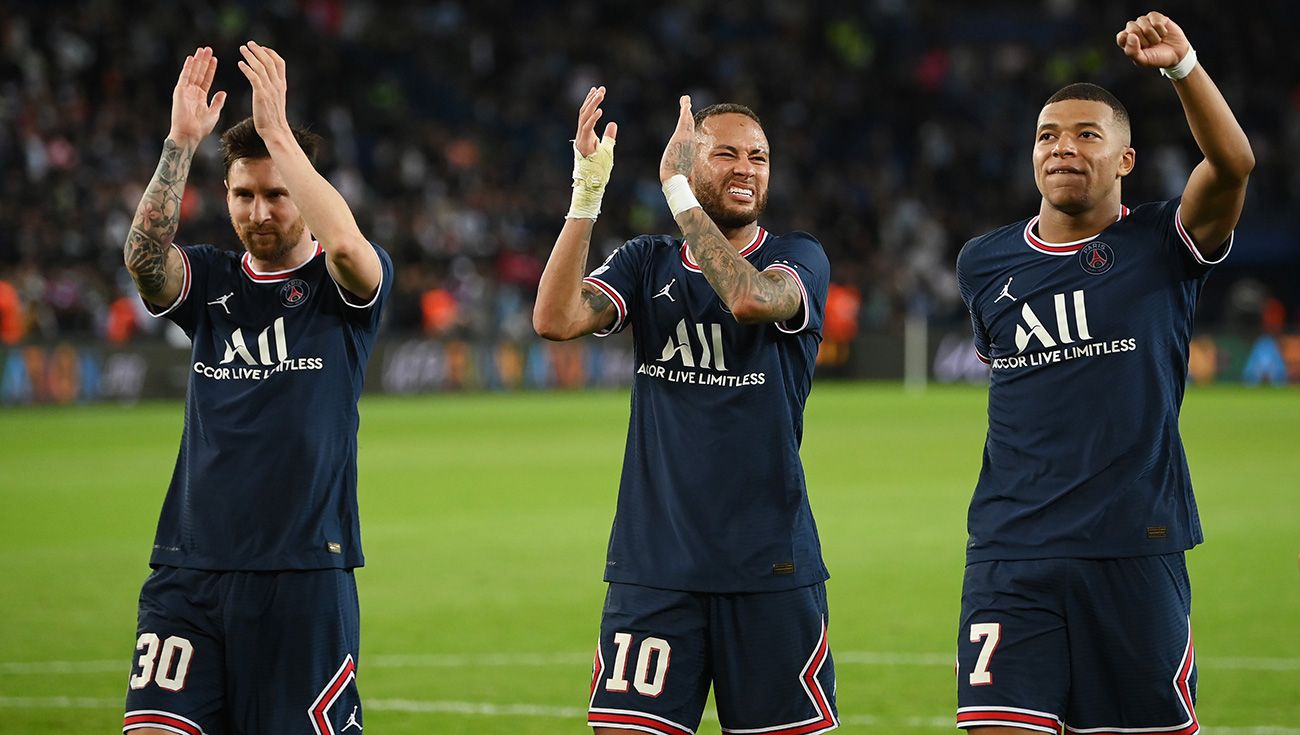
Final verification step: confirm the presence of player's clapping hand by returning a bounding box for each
[576,85,617,157]
[237,41,292,140]
[168,47,227,146]
[659,95,696,184]
[1115,11,1191,68]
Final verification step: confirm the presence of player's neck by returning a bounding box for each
[1036,199,1123,243]
[247,235,316,273]
[720,222,760,251]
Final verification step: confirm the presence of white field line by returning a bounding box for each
[5,651,1299,676]
[0,696,1296,734]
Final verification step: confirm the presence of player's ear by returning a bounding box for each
[1118,146,1135,178]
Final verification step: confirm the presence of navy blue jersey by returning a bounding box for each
[584,227,830,593]
[957,199,1230,563]
[144,242,393,571]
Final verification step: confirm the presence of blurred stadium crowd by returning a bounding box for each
[0,0,1296,346]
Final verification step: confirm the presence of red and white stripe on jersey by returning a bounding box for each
[583,275,628,337]
[241,242,324,283]
[124,709,205,735]
[142,244,193,318]
[1065,620,1198,735]
[764,262,810,335]
[974,349,991,365]
[721,617,837,735]
[333,260,384,309]
[1023,207,1130,255]
[957,705,1063,734]
[1173,204,1233,267]
[308,654,357,735]
[590,643,605,706]
[681,227,768,272]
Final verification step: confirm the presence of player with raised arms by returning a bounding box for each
[534,87,838,734]
[954,12,1252,734]
[121,43,392,735]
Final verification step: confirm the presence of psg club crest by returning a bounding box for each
[279,278,309,308]
[1079,241,1115,275]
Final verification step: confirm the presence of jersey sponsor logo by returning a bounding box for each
[658,318,727,370]
[992,289,1138,370]
[637,319,766,387]
[1079,241,1115,275]
[207,292,235,314]
[193,317,326,380]
[280,278,310,308]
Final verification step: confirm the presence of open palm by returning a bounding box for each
[169,47,226,144]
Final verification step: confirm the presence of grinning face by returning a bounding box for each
[691,112,770,229]
[1033,99,1135,216]
[225,157,307,263]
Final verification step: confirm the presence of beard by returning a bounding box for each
[695,178,768,229]
[232,217,305,264]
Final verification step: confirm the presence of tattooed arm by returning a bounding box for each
[534,86,619,341]
[125,47,227,306]
[659,96,801,325]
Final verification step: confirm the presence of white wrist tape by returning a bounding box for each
[1160,47,1197,81]
[567,136,616,220]
[661,174,701,217]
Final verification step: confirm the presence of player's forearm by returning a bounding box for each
[263,133,379,292]
[672,209,798,324]
[534,218,600,340]
[124,137,195,300]
[1172,67,1255,183]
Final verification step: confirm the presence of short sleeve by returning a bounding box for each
[332,243,394,331]
[956,241,991,364]
[141,244,215,334]
[1171,200,1232,273]
[583,238,650,337]
[759,232,829,335]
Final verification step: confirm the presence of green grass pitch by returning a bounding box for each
[1,382,1297,734]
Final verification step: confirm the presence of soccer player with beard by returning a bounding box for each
[535,88,836,735]
[954,12,1252,735]
[121,44,391,735]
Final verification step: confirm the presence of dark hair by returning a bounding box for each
[1044,83,1130,136]
[219,116,323,174]
[693,102,762,128]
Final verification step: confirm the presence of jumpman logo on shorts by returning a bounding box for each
[342,705,362,732]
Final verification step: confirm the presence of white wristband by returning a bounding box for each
[567,136,615,220]
[662,175,701,217]
[1160,47,1197,81]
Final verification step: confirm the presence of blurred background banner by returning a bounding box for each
[1,0,1296,402]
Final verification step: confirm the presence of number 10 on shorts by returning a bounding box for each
[605,632,671,696]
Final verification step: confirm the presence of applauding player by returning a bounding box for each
[955,12,1252,735]
[535,88,837,735]
[121,44,391,735]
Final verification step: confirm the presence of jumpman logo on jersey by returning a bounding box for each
[995,277,1017,303]
[342,705,362,732]
[207,292,234,314]
[654,278,677,302]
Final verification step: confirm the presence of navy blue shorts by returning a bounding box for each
[123,566,362,735]
[956,554,1198,734]
[588,582,837,735]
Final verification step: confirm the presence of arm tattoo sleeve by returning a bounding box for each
[124,138,196,298]
[675,209,801,319]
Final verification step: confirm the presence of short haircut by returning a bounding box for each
[220,116,322,175]
[693,102,762,129]
[1044,83,1131,140]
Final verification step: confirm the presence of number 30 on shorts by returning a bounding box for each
[967,622,1000,686]
[605,632,671,696]
[129,633,194,691]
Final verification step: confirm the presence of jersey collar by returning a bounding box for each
[1023,206,1130,256]
[681,226,768,272]
[241,242,324,282]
